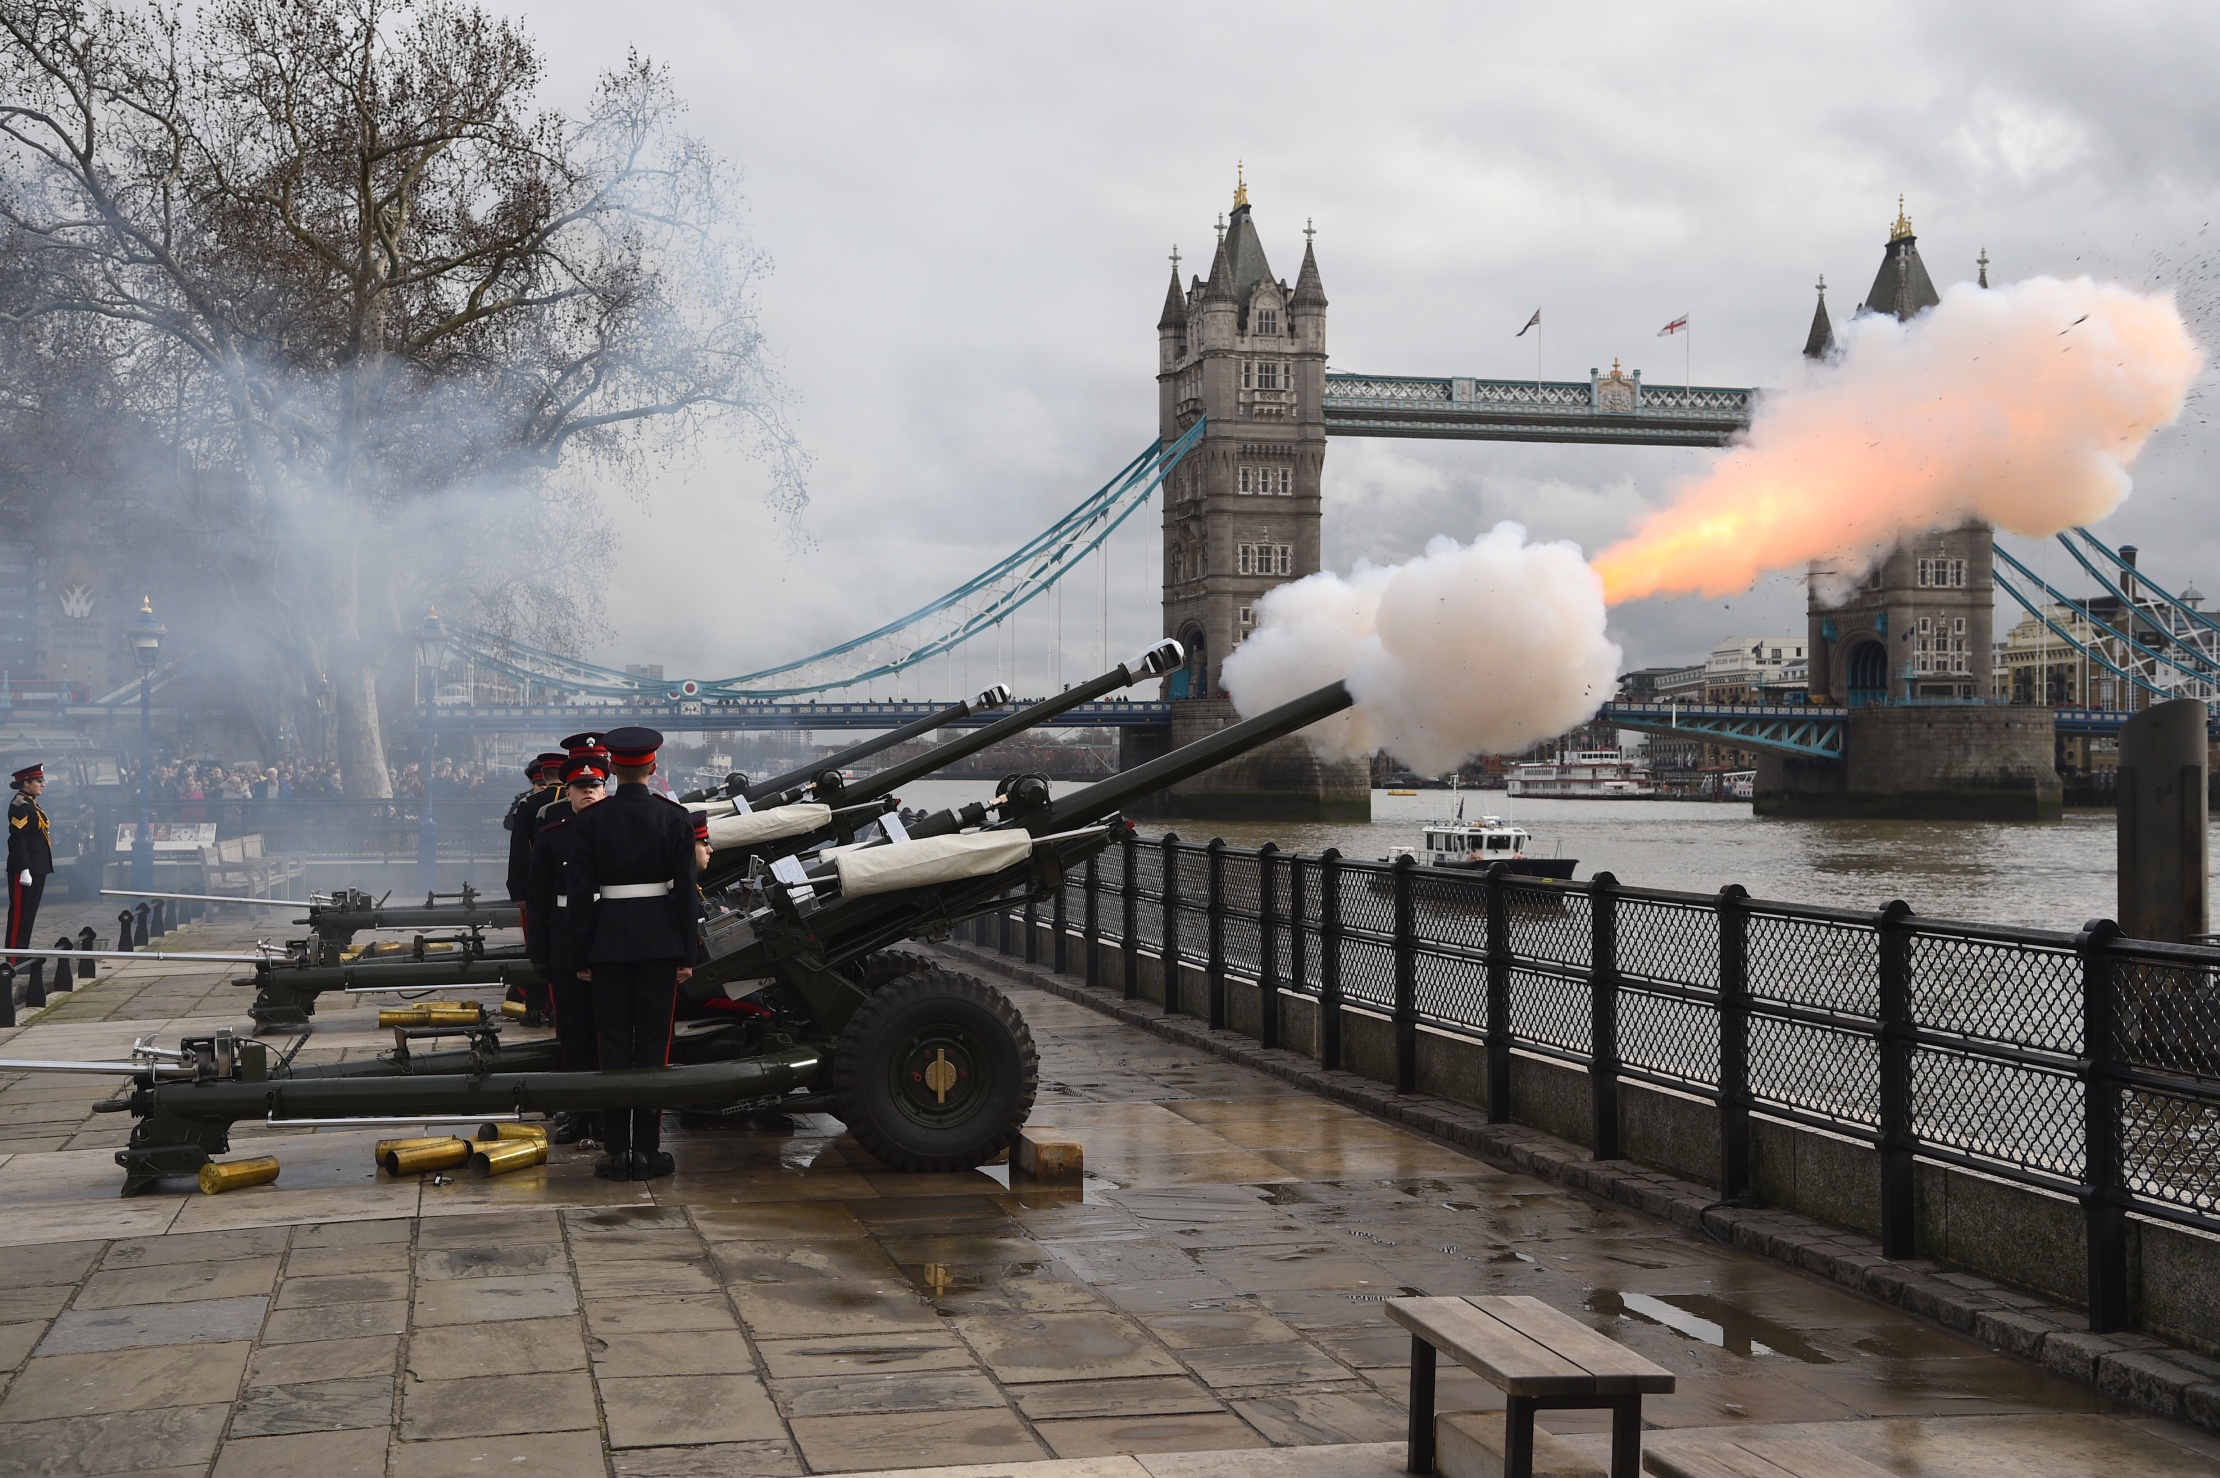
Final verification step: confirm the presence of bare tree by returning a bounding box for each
[0,0,805,794]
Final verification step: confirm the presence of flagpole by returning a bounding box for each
[1536,320,1543,391]
[1685,318,1691,395]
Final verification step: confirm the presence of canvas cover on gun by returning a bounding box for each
[833,832,1033,898]
[706,804,833,850]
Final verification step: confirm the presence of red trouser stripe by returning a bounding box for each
[662,980,678,1067]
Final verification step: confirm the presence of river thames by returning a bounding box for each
[897,782,2212,934]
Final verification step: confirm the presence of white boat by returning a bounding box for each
[1381,796,1576,881]
[1505,749,1656,800]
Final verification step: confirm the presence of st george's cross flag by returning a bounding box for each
[1515,309,1541,337]
[1657,314,1689,336]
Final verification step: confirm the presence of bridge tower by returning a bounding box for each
[1803,199,1997,708]
[1761,200,2058,819]
[1137,174,1368,820]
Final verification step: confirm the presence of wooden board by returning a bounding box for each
[1386,1296,1598,1396]
[1476,1295,1676,1394]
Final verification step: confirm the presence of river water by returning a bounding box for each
[894,781,2213,934]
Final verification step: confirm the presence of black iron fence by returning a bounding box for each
[996,834,2220,1332]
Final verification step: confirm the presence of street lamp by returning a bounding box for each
[415,608,448,895]
[129,597,165,894]
[314,674,333,765]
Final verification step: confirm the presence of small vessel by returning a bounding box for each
[1506,748,1656,800]
[1382,793,1577,881]
[1386,788,1418,796]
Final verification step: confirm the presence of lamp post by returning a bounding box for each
[314,674,333,765]
[129,597,165,894]
[415,609,447,895]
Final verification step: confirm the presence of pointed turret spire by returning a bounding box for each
[1201,229,1237,304]
[1861,196,1940,321]
[1292,219,1327,311]
[1158,248,1188,330]
[1802,274,1835,359]
[1977,248,1990,289]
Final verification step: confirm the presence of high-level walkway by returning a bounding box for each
[0,917,2214,1476]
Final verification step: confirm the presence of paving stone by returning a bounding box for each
[261,1299,407,1343]
[1228,1388,1408,1445]
[787,1405,1048,1471]
[407,1317,589,1379]
[0,1241,101,1290]
[230,1376,397,1437]
[585,1293,740,1334]
[36,1294,267,1354]
[592,1328,756,1376]
[1037,1411,1271,1458]
[290,1218,412,1250]
[411,1272,577,1326]
[415,1243,567,1281]
[753,1331,978,1379]
[575,1256,722,1296]
[601,1371,786,1447]
[415,1210,562,1247]
[399,1369,597,1439]
[609,1440,805,1478]
[956,1311,1187,1384]
[102,1226,289,1267]
[282,1242,412,1278]
[0,1339,250,1420]
[272,1269,412,1309]
[386,1428,608,1478]
[0,1401,228,1476]
[74,1256,280,1309]
[211,1427,390,1478]
[246,1334,399,1388]
[0,1285,73,1322]
[1014,1375,1228,1420]
[770,1368,1007,1417]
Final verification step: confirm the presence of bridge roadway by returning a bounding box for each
[1323,372,1754,446]
[1598,700,2212,761]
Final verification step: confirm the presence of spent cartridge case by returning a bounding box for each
[469,1138,548,1177]
[476,1122,548,1143]
[382,1138,472,1176]
[500,1000,529,1019]
[377,1004,483,1029]
[198,1156,280,1194]
[373,1134,462,1161]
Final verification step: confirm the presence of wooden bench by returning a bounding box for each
[1645,1437,1894,1478]
[1387,1294,1675,1478]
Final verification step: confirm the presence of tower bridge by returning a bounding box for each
[441,182,2166,822]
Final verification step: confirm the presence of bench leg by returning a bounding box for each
[1504,1395,1536,1478]
[1405,1336,1436,1475]
[1607,1396,1641,1478]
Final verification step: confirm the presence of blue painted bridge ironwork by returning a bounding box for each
[1596,701,1848,759]
[418,698,1173,737]
[1323,371,1755,446]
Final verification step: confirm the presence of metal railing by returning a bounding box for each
[993,836,2220,1333]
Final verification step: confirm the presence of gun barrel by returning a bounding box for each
[1021,681,1355,835]
[846,643,1181,805]
[101,890,302,907]
[1,947,274,964]
[746,685,1013,802]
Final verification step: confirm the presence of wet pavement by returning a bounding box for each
[0,918,2216,1475]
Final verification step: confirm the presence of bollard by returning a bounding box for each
[2117,697,2209,942]
[23,957,43,1009]
[48,937,73,994]
[118,908,137,951]
[0,963,14,1028]
[76,925,97,977]
[150,898,167,938]
[134,901,151,945]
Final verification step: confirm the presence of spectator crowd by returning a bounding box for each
[140,755,506,801]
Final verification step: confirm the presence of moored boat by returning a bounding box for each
[1506,748,1656,799]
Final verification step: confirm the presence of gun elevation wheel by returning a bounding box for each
[831,968,1037,1172]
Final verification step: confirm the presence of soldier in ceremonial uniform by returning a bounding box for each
[572,727,698,1180]
[502,751,569,1025]
[6,764,51,975]
[523,751,608,1145]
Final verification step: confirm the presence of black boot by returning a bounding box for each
[633,1150,676,1180]
[551,1112,588,1145]
[593,1152,629,1180]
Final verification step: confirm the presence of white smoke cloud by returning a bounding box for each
[1220,522,1621,775]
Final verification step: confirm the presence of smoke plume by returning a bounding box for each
[1220,523,1620,774]
[1594,276,2202,605]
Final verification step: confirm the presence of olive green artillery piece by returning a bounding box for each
[44,671,1352,1196]
[222,653,1170,1032]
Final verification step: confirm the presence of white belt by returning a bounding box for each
[600,881,674,900]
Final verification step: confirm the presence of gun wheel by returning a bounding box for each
[843,949,933,992]
[832,968,1037,1172]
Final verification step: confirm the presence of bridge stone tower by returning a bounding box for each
[1761,201,2058,819]
[1803,200,1995,707]
[1136,176,1369,820]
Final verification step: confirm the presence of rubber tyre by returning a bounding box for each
[831,968,1038,1172]
[842,949,930,991]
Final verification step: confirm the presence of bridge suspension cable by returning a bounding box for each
[453,421,1203,702]
[1991,542,2217,703]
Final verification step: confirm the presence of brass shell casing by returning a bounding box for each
[500,1000,529,1019]
[469,1138,548,1177]
[377,1005,482,1029]
[382,1138,472,1176]
[477,1122,549,1143]
[198,1157,280,1194]
[373,1135,461,1161]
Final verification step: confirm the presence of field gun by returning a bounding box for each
[90,677,1353,1196]
[105,883,520,951]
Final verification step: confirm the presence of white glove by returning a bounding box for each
[14,870,28,885]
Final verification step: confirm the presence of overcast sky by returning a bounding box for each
[496,1,2220,695]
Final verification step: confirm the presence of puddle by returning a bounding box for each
[1588,1289,1833,1363]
